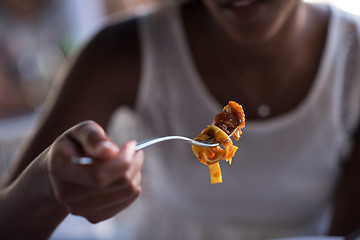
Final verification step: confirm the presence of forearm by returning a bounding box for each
[328,173,360,236]
[329,130,360,236]
[0,156,68,239]
[0,121,144,239]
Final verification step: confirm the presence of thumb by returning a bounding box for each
[65,120,119,159]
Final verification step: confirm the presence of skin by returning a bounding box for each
[0,0,359,238]
[2,0,50,19]
[0,66,33,118]
[0,120,144,239]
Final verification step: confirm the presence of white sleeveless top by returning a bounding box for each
[107,3,360,240]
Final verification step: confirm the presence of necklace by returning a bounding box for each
[257,104,271,118]
[225,72,274,118]
[221,61,299,118]
[207,28,299,119]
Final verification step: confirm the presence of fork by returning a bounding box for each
[135,135,220,150]
[71,135,220,165]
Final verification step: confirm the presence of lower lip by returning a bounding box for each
[221,0,263,22]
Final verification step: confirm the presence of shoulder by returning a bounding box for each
[334,6,360,26]
[327,7,360,136]
[329,5,360,42]
[317,4,360,70]
[78,16,140,67]
[308,3,360,43]
[63,16,142,107]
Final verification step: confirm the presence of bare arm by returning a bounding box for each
[329,127,360,236]
[0,121,144,239]
[3,18,141,185]
[0,17,142,239]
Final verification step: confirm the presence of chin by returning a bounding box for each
[205,0,301,45]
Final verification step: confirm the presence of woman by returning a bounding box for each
[1,0,360,239]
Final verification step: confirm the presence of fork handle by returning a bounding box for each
[72,136,219,165]
[71,137,180,165]
[135,136,187,151]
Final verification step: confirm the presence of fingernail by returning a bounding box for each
[104,141,120,152]
[95,141,119,155]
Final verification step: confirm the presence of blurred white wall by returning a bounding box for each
[61,0,107,51]
[305,0,360,16]
[0,0,108,174]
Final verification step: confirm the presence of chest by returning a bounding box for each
[180,4,328,120]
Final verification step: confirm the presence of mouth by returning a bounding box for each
[218,0,266,21]
[220,0,260,9]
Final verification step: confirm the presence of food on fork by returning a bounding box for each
[192,101,245,184]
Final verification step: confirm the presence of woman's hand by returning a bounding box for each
[47,120,144,223]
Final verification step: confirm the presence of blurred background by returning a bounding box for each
[0,0,171,176]
[0,0,105,174]
[306,0,360,15]
[0,0,359,238]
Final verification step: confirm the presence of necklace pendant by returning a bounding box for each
[258,104,271,118]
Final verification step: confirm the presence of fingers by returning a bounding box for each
[64,120,119,159]
[84,194,139,224]
[52,141,139,187]
[53,148,144,205]
[47,120,145,223]
[73,193,139,224]
[65,171,142,221]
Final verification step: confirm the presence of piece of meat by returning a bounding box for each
[192,101,245,184]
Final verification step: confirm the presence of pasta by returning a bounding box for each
[192,101,245,184]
